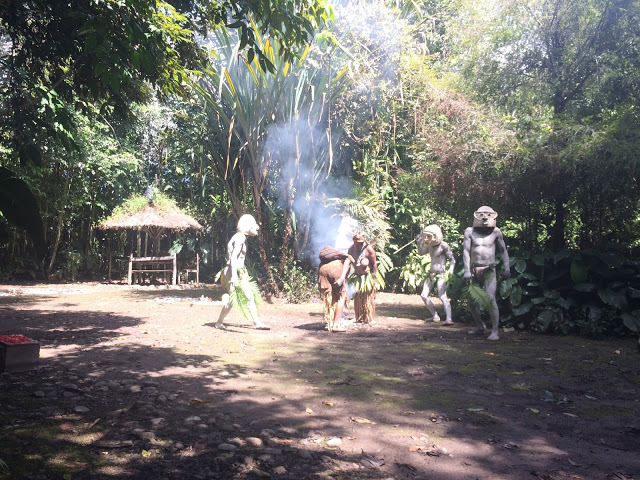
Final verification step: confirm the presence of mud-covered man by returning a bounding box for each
[215,214,270,330]
[463,206,510,340]
[416,224,455,325]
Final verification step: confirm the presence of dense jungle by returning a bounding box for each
[3,0,640,340]
[1,1,640,479]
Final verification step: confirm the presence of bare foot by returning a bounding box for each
[443,320,454,325]
[487,332,499,340]
[468,327,485,335]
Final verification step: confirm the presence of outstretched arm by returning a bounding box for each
[335,255,353,286]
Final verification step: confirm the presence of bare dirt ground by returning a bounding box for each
[1,282,639,480]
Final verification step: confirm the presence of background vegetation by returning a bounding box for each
[1,0,639,339]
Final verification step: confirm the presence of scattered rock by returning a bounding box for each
[326,437,342,447]
[218,443,238,451]
[246,437,264,447]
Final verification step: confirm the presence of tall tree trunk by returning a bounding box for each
[46,173,72,277]
[252,181,279,296]
[551,196,565,251]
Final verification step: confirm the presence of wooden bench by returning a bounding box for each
[128,254,177,285]
[179,253,200,284]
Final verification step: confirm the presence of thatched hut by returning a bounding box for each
[98,191,203,284]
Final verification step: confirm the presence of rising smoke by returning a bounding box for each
[260,1,407,264]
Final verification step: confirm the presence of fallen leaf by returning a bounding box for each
[484,352,496,356]
[351,417,373,424]
[408,445,423,452]
[322,401,334,407]
[563,412,578,417]
[189,398,210,406]
[305,408,313,414]
[614,350,621,354]
[403,411,417,415]
[467,408,484,412]
[529,408,540,414]
[315,370,323,374]
[141,450,152,458]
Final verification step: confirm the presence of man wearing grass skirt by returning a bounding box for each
[215,214,270,330]
[336,231,378,324]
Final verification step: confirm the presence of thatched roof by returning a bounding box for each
[98,205,203,233]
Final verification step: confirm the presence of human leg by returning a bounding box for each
[420,278,439,322]
[485,274,499,340]
[436,278,453,324]
[331,287,348,332]
[215,292,232,329]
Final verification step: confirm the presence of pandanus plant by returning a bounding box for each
[190,21,355,289]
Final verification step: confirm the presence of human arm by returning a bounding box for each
[368,246,378,276]
[443,242,455,275]
[415,233,427,256]
[463,228,472,280]
[495,228,510,278]
[335,254,353,287]
[226,233,246,286]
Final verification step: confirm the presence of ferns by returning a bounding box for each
[462,282,494,311]
[229,271,262,320]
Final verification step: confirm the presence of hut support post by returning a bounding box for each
[172,254,177,285]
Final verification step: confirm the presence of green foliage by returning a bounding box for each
[398,250,431,293]
[229,271,263,320]
[462,274,494,312]
[109,189,179,219]
[498,249,640,338]
[278,262,317,304]
[0,167,45,259]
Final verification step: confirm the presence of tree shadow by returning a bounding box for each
[0,289,639,480]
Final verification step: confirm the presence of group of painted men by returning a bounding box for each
[215,206,510,341]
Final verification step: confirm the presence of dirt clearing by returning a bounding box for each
[1,283,639,480]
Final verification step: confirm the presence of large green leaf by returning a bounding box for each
[499,277,518,298]
[514,259,527,274]
[621,312,640,333]
[531,254,546,266]
[573,283,596,292]
[512,301,533,316]
[537,309,554,332]
[0,167,45,259]
[570,258,588,283]
[510,285,522,306]
[597,288,628,311]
